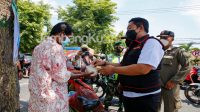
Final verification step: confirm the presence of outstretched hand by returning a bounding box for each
[92,59,106,67]
[71,70,82,74]
[82,72,95,78]
[99,65,115,76]
[70,71,94,79]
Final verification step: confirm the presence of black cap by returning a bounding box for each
[114,41,123,46]
[157,30,174,37]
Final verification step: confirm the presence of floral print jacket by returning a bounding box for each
[28,37,71,112]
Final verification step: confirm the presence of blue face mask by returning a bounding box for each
[61,37,70,48]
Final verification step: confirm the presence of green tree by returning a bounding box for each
[101,31,125,54]
[179,42,194,52]
[17,0,51,53]
[190,47,200,51]
[58,0,117,53]
[180,43,200,65]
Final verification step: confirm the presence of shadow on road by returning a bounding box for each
[181,99,200,108]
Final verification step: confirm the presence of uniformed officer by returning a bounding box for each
[93,17,165,112]
[157,30,190,112]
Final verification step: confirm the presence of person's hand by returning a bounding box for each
[165,80,176,90]
[99,65,115,76]
[71,70,82,74]
[82,72,95,78]
[92,59,106,67]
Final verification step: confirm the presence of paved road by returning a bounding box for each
[19,78,29,112]
[19,78,200,112]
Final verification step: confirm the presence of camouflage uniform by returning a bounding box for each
[159,47,190,112]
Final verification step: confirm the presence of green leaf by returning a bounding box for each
[17,0,51,53]
[58,0,118,53]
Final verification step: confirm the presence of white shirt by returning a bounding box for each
[123,38,164,98]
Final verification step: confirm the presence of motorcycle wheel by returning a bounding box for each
[92,83,105,98]
[180,82,189,90]
[184,86,200,105]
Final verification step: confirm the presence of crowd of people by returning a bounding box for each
[26,17,190,112]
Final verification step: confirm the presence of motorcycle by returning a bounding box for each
[92,74,107,98]
[92,74,123,111]
[68,79,104,112]
[72,52,123,111]
[19,53,32,78]
[66,49,104,111]
[180,66,200,90]
[184,66,200,105]
[184,83,200,105]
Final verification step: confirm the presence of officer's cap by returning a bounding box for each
[157,30,174,38]
[114,41,123,46]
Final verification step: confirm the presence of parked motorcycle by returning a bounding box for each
[92,74,123,111]
[22,53,32,77]
[184,83,200,105]
[180,66,200,90]
[92,74,107,98]
[18,53,32,78]
[184,66,200,105]
[68,79,104,112]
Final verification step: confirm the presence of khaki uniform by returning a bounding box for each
[159,47,190,112]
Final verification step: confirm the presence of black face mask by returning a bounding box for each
[125,30,137,47]
[115,48,123,54]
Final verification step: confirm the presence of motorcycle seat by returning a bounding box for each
[77,96,100,111]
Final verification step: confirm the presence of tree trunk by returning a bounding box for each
[0,0,18,111]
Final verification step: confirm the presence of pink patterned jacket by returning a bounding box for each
[28,37,71,112]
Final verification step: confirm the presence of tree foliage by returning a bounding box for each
[101,31,125,54]
[179,42,200,65]
[179,42,194,52]
[17,0,51,53]
[58,0,118,54]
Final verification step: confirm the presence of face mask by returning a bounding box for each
[115,47,123,54]
[160,39,169,47]
[160,39,171,50]
[61,37,70,48]
[125,30,137,46]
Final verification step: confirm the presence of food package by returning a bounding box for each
[85,65,98,76]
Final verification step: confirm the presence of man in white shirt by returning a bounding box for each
[93,17,164,112]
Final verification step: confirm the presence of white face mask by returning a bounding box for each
[160,39,169,47]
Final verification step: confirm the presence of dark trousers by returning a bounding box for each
[123,93,161,112]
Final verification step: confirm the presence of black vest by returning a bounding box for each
[119,35,164,93]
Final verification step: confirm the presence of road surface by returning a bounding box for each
[19,78,200,112]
